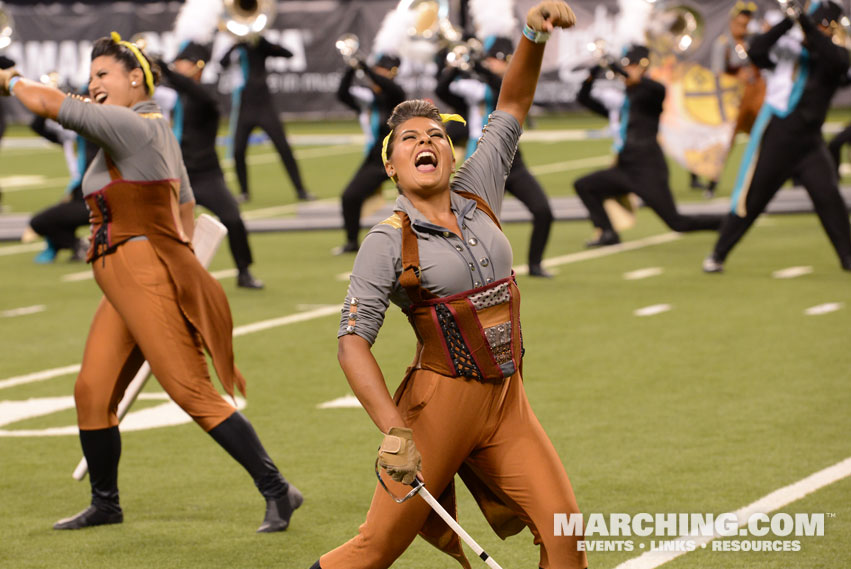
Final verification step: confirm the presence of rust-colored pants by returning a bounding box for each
[321,369,587,569]
[75,240,235,432]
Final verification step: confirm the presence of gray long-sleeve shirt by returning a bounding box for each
[338,110,522,345]
[57,98,193,203]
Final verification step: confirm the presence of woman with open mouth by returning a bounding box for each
[0,33,300,533]
[313,2,588,569]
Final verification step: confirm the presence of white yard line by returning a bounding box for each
[624,267,664,280]
[536,233,683,270]
[241,197,338,220]
[633,304,672,317]
[772,266,813,279]
[61,267,237,283]
[0,304,342,391]
[615,457,851,569]
[528,155,612,176]
[232,304,340,336]
[0,365,82,390]
[0,243,44,257]
[1,232,679,390]
[804,302,843,315]
[1,305,46,318]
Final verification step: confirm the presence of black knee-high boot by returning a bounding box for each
[208,411,303,532]
[54,426,123,529]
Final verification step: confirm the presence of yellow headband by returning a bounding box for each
[730,1,757,16]
[381,113,467,168]
[111,31,155,95]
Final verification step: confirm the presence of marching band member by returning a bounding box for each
[437,0,555,277]
[220,34,315,202]
[702,0,765,198]
[159,42,265,288]
[312,3,586,568]
[0,33,301,531]
[27,109,94,263]
[704,1,851,273]
[333,51,405,255]
[573,44,724,247]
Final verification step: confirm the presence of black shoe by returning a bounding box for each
[331,242,359,255]
[236,194,250,204]
[841,256,851,271]
[702,255,724,273]
[257,484,303,533]
[237,269,265,289]
[53,505,123,530]
[528,264,553,278]
[296,189,318,202]
[585,230,620,248]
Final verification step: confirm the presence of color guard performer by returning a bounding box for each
[0,33,301,531]
[703,1,851,273]
[311,3,586,568]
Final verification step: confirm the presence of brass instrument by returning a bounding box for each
[335,33,364,68]
[397,0,460,59]
[445,38,483,72]
[222,0,276,38]
[39,71,60,89]
[645,3,705,56]
[583,38,618,79]
[0,7,14,50]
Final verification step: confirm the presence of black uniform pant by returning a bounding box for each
[341,149,386,245]
[233,96,305,198]
[828,123,851,175]
[189,168,253,271]
[575,161,723,234]
[30,193,89,250]
[505,151,553,267]
[713,119,851,264]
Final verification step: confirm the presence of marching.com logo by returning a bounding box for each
[554,512,829,553]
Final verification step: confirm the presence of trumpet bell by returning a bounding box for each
[645,4,704,56]
[223,0,276,37]
[0,8,14,50]
[335,33,360,59]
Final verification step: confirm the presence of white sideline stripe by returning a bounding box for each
[0,243,44,256]
[1,305,46,318]
[614,457,851,569]
[0,365,81,390]
[633,304,672,317]
[772,266,813,279]
[804,302,843,315]
[0,305,341,391]
[624,267,663,280]
[5,233,683,390]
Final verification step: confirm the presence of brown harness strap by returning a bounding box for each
[454,190,501,230]
[104,153,122,182]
